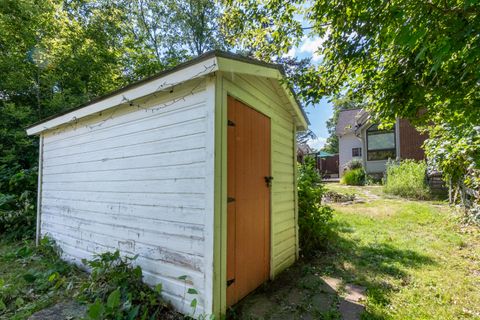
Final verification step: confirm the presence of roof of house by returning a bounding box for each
[26,50,309,135]
[336,108,368,136]
[297,143,313,155]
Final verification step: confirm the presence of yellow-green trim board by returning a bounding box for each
[212,70,302,317]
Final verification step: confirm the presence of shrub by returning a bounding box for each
[383,160,430,199]
[0,167,37,240]
[343,159,363,171]
[341,168,366,186]
[298,156,333,255]
[80,251,180,320]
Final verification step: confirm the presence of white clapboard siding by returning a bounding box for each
[40,82,212,315]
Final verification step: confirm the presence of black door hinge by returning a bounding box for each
[227,197,235,203]
[228,120,235,127]
[227,279,235,287]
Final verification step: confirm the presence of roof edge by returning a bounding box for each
[27,50,308,135]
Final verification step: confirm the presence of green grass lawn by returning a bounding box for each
[321,184,480,319]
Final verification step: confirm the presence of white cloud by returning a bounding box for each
[282,47,297,59]
[307,136,327,151]
[299,37,324,62]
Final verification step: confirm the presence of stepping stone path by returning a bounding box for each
[324,277,366,320]
[235,273,366,320]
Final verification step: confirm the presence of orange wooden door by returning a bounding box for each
[226,96,271,307]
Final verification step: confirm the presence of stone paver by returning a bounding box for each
[339,300,365,320]
[28,301,86,320]
[344,283,366,303]
[239,295,277,319]
[236,273,366,320]
[321,276,342,291]
[311,293,334,311]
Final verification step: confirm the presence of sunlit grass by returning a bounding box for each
[321,184,480,319]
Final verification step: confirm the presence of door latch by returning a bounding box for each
[264,176,274,187]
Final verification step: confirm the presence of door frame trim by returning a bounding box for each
[213,76,276,316]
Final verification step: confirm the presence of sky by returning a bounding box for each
[286,38,334,151]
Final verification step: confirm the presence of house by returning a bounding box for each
[297,142,313,163]
[336,109,426,177]
[26,51,308,317]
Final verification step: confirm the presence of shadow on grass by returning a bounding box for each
[231,221,436,320]
[312,220,437,319]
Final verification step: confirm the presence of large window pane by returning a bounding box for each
[367,132,395,150]
[367,149,396,161]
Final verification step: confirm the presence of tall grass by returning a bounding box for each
[383,160,430,199]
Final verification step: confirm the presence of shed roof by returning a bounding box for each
[336,108,368,136]
[27,50,308,135]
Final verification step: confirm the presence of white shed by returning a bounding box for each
[26,51,308,317]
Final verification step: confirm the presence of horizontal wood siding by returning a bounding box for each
[223,74,297,277]
[40,82,213,315]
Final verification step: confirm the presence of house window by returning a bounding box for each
[352,147,362,157]
[367,124,396,161]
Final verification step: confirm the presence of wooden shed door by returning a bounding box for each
[227,96,271,307]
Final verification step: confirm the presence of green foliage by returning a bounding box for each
[384,160,430,200]
[222,0,480,120]
[0,168,37,240]
[80,250,178,320]
[0,238,84,318]
[341,168,366,186]
[0,0,229,240]
[425,123,479,209]
[298,156,333,255]
[222,0,480,212]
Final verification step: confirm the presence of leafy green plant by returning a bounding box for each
[341,168,366,186]
[384,160,430,200]
[80,250,179,320]
[0,238,83,318]
[298,156,333,255]
[0,168,37,240]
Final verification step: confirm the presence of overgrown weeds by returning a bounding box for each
[384,160,430,199]
[0,238,85,319]
[79,250,180,320]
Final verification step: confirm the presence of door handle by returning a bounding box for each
[264,176,273,187]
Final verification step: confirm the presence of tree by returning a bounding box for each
[222,0,480,210]
[322,96,364,154]
[222,1,480,119]
[120,0,227,80]
[0,0,232,238]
